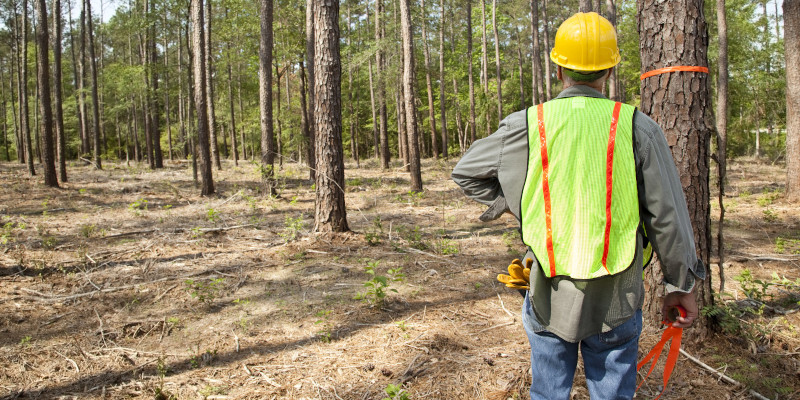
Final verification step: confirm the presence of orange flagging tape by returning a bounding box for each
[640,66,709,81]
[636,306,687,399]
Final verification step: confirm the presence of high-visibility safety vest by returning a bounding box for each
[521,97,639,279]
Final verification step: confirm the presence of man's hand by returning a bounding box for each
[662,291,698,328]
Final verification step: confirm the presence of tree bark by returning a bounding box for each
[52,0,67,182]
[164,10,174,162]
[420,0,438,158]
[191,0,214,195]
[85,0,102,169]
[375,0,390,169]
[480,0,490,136]
[580,0,592,12]
[22,0,36,175]
[467,0,476,144]
[274,62,282,167]
[531,0,542,105]
[514,23,526,109]
[306,0,317,179]
[638,0,713,339]
[225,8,238,166]
[606,0,619,101]
[439,0,448,158]
[35,0,57,186]
[259,0,275,195]
[541,0,552,100]
[715,0,729,292]
[346,4,359,167]
[205,0,220,170]
[492,0,502,120]
[313,0,349,232]
[299,58,312,168]
[0,70,8,161]
[400,0,422,191]
[786,0,800,201]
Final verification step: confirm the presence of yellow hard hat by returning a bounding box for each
[550,12,621,72]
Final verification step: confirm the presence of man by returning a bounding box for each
[452,12,706,400]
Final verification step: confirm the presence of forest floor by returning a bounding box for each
[0,157,799,400]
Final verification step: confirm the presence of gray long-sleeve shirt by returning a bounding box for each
[452,85,706,342]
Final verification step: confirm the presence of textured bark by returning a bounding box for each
[35,0,57,186]
[438,0,448,158]
[492,0,501,120]
[346,5,358,167]
[420,0,438,158]
[306,0,317,179]
[1,71,7,161]
[375,0,390,169]
[9,13,22,162]
[580,0,592,12]
[205,0,220,170]
[467,0,476,144]
[52,0,66,182]
[541,0,552,100]
[480,0,489,135]
[275,62,282,166]
[76,4,89,156]
[226,8,238,166]
[313,0,349,232]
[191,0,214,195]
[86,0,102,169]
[299,58,312,168]
[22,0,35,174]
[530,0,542,104]
[638,0,713,339]
[400,0,422,191]
[786,0,800,200]
[715,0,729,292]
[259,0,275,195]
[164,11,174,162]
[606,0,619,101]
[514,24,525,109]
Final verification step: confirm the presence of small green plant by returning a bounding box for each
[279,214,305,242]
[382,383,411,400]
[502,230,522,253]
[401,226,427,250]
[365,216,384,246]
[189,226,203,238]
[1,221,25,245]
[775,237,800,254]
[19,336,32,347]
[78,188,87,195]
[757,188,781,206]
[289,196,299,205]
[79,224,97,238]
[355,261,405,306]
[315,309,333,342]
[435,238,459,255]
[734,269,771,302]
[206,208,220,223]
[395,320,408,331]
[184,278,225,303]
[474,282,483,291]
[762,208,778,222]
[128,198,149,215]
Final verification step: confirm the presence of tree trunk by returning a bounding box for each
[400,0,422,191]
[786,0,800,201]
[530,0,542,105]
[492,0,502,120]
[205,0,220,170]
[299,58,312,169]
[715,0,729,292]
[164,11,174,162]
[52,0,67,182]
[606,0,619,101]
[449,13,465,154]
[259,0,275,195]
[439,0,448,158]
[467,0,476,144]
[480,0,490,136]
[313,0,349,232]
[237,58,246,160]
[420,0,438,159]
[85,0,102,169]
[275,62,282,167]
[375,0,390,169]
[514,24,526,109]
[346,4,359,167]
[306,0,317,179]
[638,0,713,339]
[191,0,214,195]
[73,1,89,156]
[22,0,36,175]
[226,9,238,166]
[541,0,552,100]
[178,24,188,160]
[8,13,22,163]
[35,0,57,186]
[580,0,592,12]
[0,71,8,161]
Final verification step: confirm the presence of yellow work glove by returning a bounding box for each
[497,258,532,290]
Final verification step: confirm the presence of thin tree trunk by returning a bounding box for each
[786,0,800,200]
[639,0,713,339]
[33,10,41,164]
[22,0,36,175]
[400,0,422,191]
[85,0,101,169]
[346,4,359,167]
[237,57,246,160]
[467,0,476,144]
[606,0,619,101]
[492,0,502,120]
[366,2,379,158]
[449,11,465,155]
[715,0,729,293]
[480,0,490,135]
[205,0,220,170]
[226,8,238,166]
[299,58,311,170]
[420,0,438,158]
[75,2,89,156]
[313,0,349,232]
[164,10,174,162]
[580,0,592,12]
[178,24,188,159]
[192,0,214,195]
[260,0,275,195]
[52,0,66,181]
[150,11,162,169]
[439,0,448,158]
[514,23,526,109]
[541,0,552,100]
[376,0,390,169]
[35,0,57,186]
[306,0,317,179]
[9,12,22,163]
[0,70,7,161]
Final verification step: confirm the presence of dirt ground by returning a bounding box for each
[0,157,798,400]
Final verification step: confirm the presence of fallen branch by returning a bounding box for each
[496,293,515,319]
[679,348,770,400]
[477,320,515,334]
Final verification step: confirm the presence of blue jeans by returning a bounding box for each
[522,293,642,400]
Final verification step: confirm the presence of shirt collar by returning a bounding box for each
[554,85,607,100]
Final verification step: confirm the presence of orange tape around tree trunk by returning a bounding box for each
[640,66,709,81]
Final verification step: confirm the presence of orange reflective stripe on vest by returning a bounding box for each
[601,102,623,273]
[536,103,557,277]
